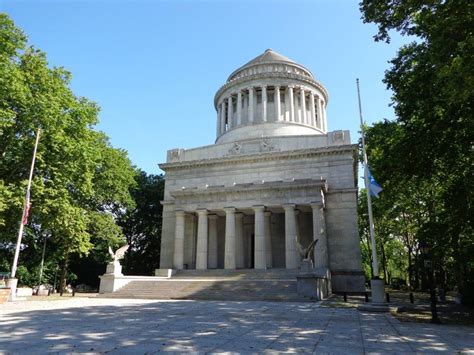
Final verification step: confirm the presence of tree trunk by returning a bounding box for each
[407,245,413,289]
[59,251,70,294]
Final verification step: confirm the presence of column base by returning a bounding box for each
[371,278,385,303]
[6,278,18,301]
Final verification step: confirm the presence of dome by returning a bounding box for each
[227,49,314,82]
[214,49,329,144]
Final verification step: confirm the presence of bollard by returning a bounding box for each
[409,292,414,304]
[386,292,390,303]
[72,288,76,297]
[343,292,347,302]
[365,292,369,302]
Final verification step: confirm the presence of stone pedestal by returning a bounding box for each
[358,278,390,312]
[296,274,331,300]
[299,259,313,273]
[6,278,17,301]
[106,262,123,276]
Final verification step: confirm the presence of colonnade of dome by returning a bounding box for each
[216,84,327,136]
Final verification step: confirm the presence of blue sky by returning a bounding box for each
[2,0,409,175]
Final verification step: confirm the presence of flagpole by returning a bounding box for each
[11,128,41,279]
[356,79,380,279]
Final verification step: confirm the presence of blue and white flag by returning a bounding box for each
[368,168,383,198]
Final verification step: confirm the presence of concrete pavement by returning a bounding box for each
[1,297,473,353]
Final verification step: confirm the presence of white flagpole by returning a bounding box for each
[356,79,380,278]
[11,128,41,279]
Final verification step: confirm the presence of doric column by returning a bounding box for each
[264,211,272,268]
[288,85,295,122]
[253,205,266,269]
[220,101,226,133]
[195,209,208,270]
[322,100,327,132]
[237,90,242,126]
[208,214,218,269]
[300,88,306,124]
[248,87,255,123]
[283,204,299,269]
[317,97,323,130]
[310,92,316,127]
[311,202,329,271]
[235,212,244,268]
[173,210,185,270]
[227,96,233,129]
[216,105,221,136]
[275,85,281,121]
[262,86,267,122]
[224,207,236,269]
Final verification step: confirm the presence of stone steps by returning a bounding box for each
[101,269,310,302]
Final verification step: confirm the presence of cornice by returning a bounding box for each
[160,144,357,171]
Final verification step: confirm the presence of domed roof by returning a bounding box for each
[227,49,314,82]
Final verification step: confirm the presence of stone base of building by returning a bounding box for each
[331,271,366,293]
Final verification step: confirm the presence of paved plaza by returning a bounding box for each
[1,297,473,354]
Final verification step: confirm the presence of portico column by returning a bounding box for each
[300,88,306,124]
[275,85,281,121]
[248,87,255,123]
[208,214,218,269]
[173,210,185,270]
[264,211,272,268]
[195,209,208,270]
[237,90,242,125]
[309,92,316,127]
[216,106,221,136]
[253,205,266,269]
[317,97,323,130]
[288,86,295,122]
[235,212,244,268]
[311,202,329,271]
[227,96,233,129]
[283,204,299,269]
[220,101,226,133]
[262,86,267,122]
[224,207,236,269]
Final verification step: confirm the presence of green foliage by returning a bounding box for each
[360,1,474,302]
[119,171,165,275]
[0,14,136,291]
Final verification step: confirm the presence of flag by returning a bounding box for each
[22,189,31,225]
[368,169,383,198]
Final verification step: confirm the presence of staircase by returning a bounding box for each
[100,269,310,302]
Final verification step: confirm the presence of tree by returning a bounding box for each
[360,0,474,303]
[119,171,165,275]
[0,14,136,291]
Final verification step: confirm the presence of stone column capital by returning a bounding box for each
[196,208,208,215]
[264,211,272,217]
[223,207,236,213]
[247,87,255,92]
[235,212,244,219]
[282,203,296,211]
[252,205,265,212]
[287,85,295,89]
[274,85,281,89]
[175,210,186,217]
[310,202,324,209]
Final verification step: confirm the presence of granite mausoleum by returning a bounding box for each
[158,49,364,292]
